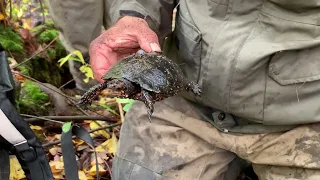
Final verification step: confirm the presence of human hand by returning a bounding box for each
[89,16,161,82]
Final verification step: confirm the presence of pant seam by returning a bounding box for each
[128,162,135,179]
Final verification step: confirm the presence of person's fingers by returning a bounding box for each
[106,35,140,50]
[89,16,161,82]
[136,28,161,52]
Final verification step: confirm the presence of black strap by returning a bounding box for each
[0,94,53,180]
[61,122,99,180]
[0,148,10,180]
[15,141,51,180]
[0,43,53,180]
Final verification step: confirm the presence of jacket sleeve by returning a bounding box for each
[108,0,178,39]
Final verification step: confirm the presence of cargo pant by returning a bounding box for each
[44,0,114,91]
[113,96,320,180]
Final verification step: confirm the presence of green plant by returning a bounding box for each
[116,98,135,112]
[58,50,94,83]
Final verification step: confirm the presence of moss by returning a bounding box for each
[55,40,66,58]
[47,48,56,59]
[31,57,62,87]
[30,19,55,34]
[16,64,32,76]
[39,29,58,42]
[17,80,50,114]
[0,24,24,54]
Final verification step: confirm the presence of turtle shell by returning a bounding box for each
[102,52,187,95]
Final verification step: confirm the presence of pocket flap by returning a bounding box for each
[268,48,320,85]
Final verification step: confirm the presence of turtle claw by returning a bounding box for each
[147,110,152,122]
[137,49,146,55]
[187,81,202,96]
[141,90,154,122]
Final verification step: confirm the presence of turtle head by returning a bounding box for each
[105,78,139,98]
[107,79,127,91]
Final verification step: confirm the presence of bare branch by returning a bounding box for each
[12,36,59,69]
[24,115,118,123]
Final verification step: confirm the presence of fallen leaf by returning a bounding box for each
[53,173,64,179]
[77,144,89,151]
[78,170,87,180]
[30,125,42,131]
[0,13,5,20]
[90,121,111,139]
[87,164,106,176]
[50,160,64,170]
[22,18,32,30]
[95,132,118,154]
[9,156,26,180]
[49,147,59,156]
[53,154,60,161]
[8,57,18,68]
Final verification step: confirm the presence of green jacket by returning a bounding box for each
[108,0,320,131]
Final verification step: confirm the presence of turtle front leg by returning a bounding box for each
[141,89,154,122]
[186,81,202,96]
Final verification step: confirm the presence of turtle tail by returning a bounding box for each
[77,82,109,105]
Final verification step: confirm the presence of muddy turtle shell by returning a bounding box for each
[102,52,187,96]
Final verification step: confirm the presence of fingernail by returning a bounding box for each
[150,43,161,52]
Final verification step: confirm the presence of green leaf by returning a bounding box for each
[115,98,135,104]
[99,103,119,115]
[115,98,135,112]
[123,103,134,112]
[62,122,72,133]
[79,65,94,83]
[72,50,86,64]
[57,50,86,67]
[58,53,74,67]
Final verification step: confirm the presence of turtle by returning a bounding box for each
[78,49,202,121]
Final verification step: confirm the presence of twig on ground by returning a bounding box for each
[12,36,59,69]
[24,115,117,123]
[117,101,125,122]
[59,79,75,89]
[8,49,13,59]
[42,122,122,148]
[21,114,64,124]
[103,159,114,180]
